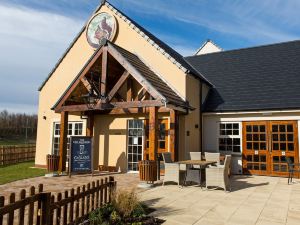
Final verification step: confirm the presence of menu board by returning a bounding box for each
[69,136,93,176]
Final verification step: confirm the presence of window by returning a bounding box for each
[218,122,241,153]
[52,122,83,156]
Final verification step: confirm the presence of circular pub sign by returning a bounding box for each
[86,12,117,48]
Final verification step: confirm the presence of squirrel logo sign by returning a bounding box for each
[87,12,117,48]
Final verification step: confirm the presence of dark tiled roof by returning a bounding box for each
[185,40,300,112]
[110,42,188,108]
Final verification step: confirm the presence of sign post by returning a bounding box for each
[69,136,93,177]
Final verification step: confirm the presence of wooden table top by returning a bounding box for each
[177,160,217,166]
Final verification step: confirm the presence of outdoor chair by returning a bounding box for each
[189,152,202,169]
[205,152,220,166]
[286,157,300,184]
[162,152,180,185]
[205,155,231,192]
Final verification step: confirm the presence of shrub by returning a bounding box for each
[88,189,145,225]
[112,189,144,218]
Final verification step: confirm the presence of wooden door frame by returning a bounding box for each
[242,120,299,177]
[269,121,299,177]
[242,121,269,175]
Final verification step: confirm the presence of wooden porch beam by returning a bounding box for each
[80,77,92,92]
[149,106,158,160]
[55,48,103,110]
[126,78,132,101]
[107,44,165,101]
[135,88,148,101]
[107,71,130,102]
[105,107,170,115]
[58,111,68,173]
[169,109,177,161]
[101,46,108,98]
[86,112,94,136]
[56,100,164,113]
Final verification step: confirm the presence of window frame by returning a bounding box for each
[218,122,242,155]
[52,121,85,156]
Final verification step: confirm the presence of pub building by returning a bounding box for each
[35,0,300,177]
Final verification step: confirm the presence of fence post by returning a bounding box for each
[40,192,51,225]
[108,176,116,202]
[0,146,3,166]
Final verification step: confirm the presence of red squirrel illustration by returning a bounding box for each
[94,17,112,41]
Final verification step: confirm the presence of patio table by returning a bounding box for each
[178,160,217,187]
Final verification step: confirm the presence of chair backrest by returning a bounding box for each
[189,152,202,160]
[162,152,173,163]
[224,155,231,179]
[205,152,220,165]
[286,157,293,170]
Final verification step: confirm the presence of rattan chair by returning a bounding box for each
[189,152,202,169]
[205,152,220,166]
[162,152,180,185]
[205,155,231,192]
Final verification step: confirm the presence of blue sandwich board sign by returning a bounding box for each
[69,136,93,177]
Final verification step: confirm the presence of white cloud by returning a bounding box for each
[0,4,84,113]
[121,0,300,44]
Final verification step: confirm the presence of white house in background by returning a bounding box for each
[195,39,222,55]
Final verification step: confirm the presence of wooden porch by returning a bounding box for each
[52,40,189,172]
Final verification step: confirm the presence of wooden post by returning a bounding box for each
[40,192,51,225]
[126,78,132,101]
[86,113,94,137]
[169,109,177,161]
[58,111,68,173]
[149,107,158,160]
[101,47,108,98]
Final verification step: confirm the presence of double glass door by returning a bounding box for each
[242,121,298,176]
[127,119,169,172]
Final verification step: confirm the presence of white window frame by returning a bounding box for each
[127,119,144,173]
[52,121,84,156]
[217,122,242,155]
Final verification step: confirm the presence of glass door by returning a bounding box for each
[127,120,144,172]
[242,121,269,175]
[242,121,298,177]
[270,121,298,176]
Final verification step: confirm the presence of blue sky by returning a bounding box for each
[0,0,299,113]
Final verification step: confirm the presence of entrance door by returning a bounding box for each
[127,120,144,172]
[242,121,298,176]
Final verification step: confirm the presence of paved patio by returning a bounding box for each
[0,172,141,203]
[140,175,300,225]
[1,174,300,224]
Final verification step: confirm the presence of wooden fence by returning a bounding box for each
[0,145,36,166]
[0,176,116,225]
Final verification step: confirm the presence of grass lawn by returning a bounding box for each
[0,161,46,185]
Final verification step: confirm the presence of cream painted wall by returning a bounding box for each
[203,111,300,174]
[93,114,170,172]
[35,112,86,165]
[35,3,202,166]
[181,75,201,158]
